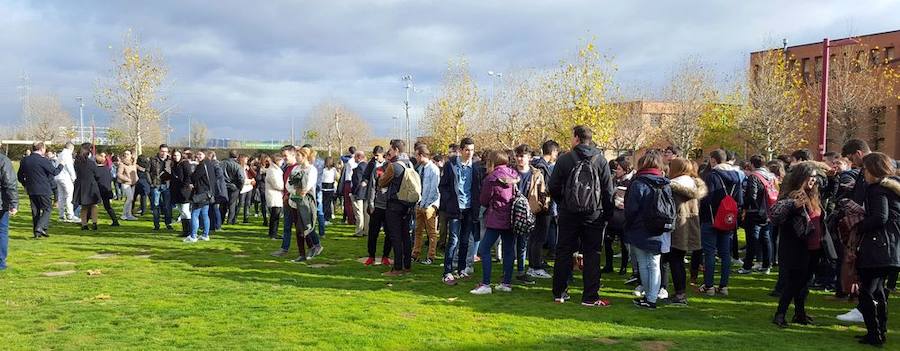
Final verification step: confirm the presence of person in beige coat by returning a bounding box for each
[117,150,140,221]
[665,157,707,305]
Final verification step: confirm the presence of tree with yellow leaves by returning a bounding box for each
[737,49,808,160]
[96,30,168,155]
[421,58,482,150]
[549,39,618,147]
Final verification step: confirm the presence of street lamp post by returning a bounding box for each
[402,75,413,148]
[76,97,84,142]
[817,37,860,160]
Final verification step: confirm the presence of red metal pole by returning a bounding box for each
[817,38,830,161]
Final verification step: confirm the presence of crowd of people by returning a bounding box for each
[1,125,899,347]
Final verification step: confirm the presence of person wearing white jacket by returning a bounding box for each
[263,155,285,240]
[53,142,78,223]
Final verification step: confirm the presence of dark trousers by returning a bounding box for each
[101,197,118,222]
[342,182,355,224]
[528,214,550,270]
[385,202,413,271]
[776,250,819,316]
[367,207,392,258]
[690,250,703,282]
[322,191,335,221]
[29,195,52,236]
[858,267,894,337]
[268,207,282,238]
[663,248,687,295]
[226,189,240,225]
[210,203,221,230]
[603,229,628,271]
[552,212,605,303]
[240,192,252,222]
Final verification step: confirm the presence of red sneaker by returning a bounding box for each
[364,257,375,266]
[381,257,393,266]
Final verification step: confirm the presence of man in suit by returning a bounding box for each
[350,150,368,237]
[17,142,63,238]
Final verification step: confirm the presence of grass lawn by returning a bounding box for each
[0,193,895,350]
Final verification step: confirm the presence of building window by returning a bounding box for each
[870,48,879,66]
[801,58,811,83]
[886,47,895,63]
[814,56,823,81]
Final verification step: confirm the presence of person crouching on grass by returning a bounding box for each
[470,150,519,295]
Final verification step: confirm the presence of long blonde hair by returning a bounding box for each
[297,147,315,166]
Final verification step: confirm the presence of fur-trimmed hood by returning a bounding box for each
[880,176,900,197]
[670,175,708,200]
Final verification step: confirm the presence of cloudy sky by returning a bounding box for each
[2,0,898,142]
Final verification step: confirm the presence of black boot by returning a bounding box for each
[791,312,814,325]
[772,313,788,328]
[180,219,191,237]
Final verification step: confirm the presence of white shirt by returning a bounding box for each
[322,167,337,184]
[342,158,357,182]
[54,148,76,183]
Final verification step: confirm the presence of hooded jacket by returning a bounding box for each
[743,168,776,224]
[670,175,707,252]
[547,143,615,220]
[531,156,556,216]
[479,165,519,230]
[623,172,672,254]
[857,176,900,269]
[700,164,744,224]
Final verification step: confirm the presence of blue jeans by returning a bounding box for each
[633,246,662,303]
[209,203,221,230]
[316,190,326,238]
[479,228,515,285]
[702,223,732,287]
[190,204,210,238]
[150,186,172,229]
[743,222,772,269]
[0,211,9,270]
[443,209,475,275]
[281,208,294,251]
[515,234,528,273]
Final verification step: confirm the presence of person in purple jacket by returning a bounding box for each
[471,150,520,295]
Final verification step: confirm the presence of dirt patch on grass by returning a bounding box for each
[48,261,76,266]
[134,255,152,259]
[638,341,674,351]
[308,264,331,268]
[594,338,620,345]
[88,253,116,259]
[41,270,76,277]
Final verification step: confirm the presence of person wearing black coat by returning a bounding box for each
[185,151,217,242]
[170,150,195,236]
[16,142,63,238]
[72,143,101,230]
[94,155,120,227]
[770,161,826,328]
[854,153,900,347]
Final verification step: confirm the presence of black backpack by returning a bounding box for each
[634,177,676,233]
[564,154,603,213]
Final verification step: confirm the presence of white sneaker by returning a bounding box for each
[456,271,471,280]
[658,287,669,300]
[633,285,645,297]
[463,267,474,276]
[182,236,197,243]
[733,258,744,266]
[199,236,210,241]
[752,262,762,271]
[528,268,552,279]
[836,308,864,323]
[470,284,492,295]
[270,248,289,257]
[494,283,512,292]
[442,273,457,286]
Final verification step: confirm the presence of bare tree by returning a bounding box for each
[808,44,900,148]
[189,121,208,148]
[96,30,169,155]
[19,91,75,143]
[606,100,658,156]
[661,58,717,156]
[738,49,809,160]
[304,100,372,155]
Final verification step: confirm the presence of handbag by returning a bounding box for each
[191,163,214,204]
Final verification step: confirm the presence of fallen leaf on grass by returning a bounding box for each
[41,270,76,277]
[638,341,674,351]
[94,294,111,300]
[386,283,393,287]
[87,270,102,276]
[48,261,76,266]
[233,254,249,258]
[447,297,458,303]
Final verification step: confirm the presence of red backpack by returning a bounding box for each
[712,174,739,231]
[751,171,778,209]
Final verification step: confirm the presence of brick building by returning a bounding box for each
[750,29,900,158]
